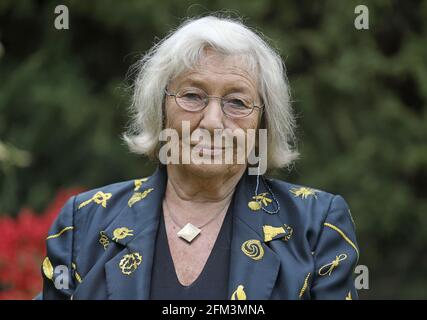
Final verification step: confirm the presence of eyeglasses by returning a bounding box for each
[164,87,264,119]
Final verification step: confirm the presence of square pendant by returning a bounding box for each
[177,223,201,243]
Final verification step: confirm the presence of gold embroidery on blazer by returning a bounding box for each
[46,226,74,240]
[263,224,293,242]
[75,271,82,283]
[290,187,318,199]
[112,227,134,241]
[99,231,110,250]
[318,253,348,276]
[299,272,311,298]
[231,285,247,300]
[119,252,142,275]
[128,188,154,207]
[42,257,53,280]
[78,191,112,210]
[134,178,149,191]
[71,263,82,283]
[248,192,272,211]
[324,223,359,258]
[346,291,352,300]
[241,239,264,260]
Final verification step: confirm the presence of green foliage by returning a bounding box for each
[0,0,426,298]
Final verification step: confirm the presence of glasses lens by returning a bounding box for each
[176,88,206,111]
[222,97,253,118]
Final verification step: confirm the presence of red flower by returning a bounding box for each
[0,188,84,300]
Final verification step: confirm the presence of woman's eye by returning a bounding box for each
[183,93,202,100]
[229,99,247,108]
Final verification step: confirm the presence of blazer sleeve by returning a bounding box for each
[310,195,360,300]
[41,196,77,300]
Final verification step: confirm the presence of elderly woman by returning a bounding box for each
[39,16,359,300]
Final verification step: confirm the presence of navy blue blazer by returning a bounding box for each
[39,165,359,300]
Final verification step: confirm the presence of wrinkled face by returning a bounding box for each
[164,48,263,178]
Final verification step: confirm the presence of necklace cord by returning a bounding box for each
[163,197,230,229]
[254,162,280,214]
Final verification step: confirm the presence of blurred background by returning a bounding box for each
[0,0,426,299]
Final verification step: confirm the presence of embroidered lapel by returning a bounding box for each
[103,166,166,299]
[227,170,284,300]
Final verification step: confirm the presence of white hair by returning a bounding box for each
[123,14,299,171]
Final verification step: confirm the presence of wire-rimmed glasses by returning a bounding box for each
[164,87,264,119]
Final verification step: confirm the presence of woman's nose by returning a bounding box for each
[198,97,225,130]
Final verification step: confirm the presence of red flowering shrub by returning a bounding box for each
[0,188,84,300]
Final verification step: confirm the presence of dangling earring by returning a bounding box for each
[250,160,280,215]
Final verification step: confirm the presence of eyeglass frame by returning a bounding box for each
[164,87,264,119]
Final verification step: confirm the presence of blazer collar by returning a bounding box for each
[103,165,284,300]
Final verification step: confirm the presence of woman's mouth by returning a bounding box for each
[191,144,226,156]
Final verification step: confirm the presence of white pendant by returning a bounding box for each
[177,223,201,243]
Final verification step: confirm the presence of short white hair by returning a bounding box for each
[123,14,299,171]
